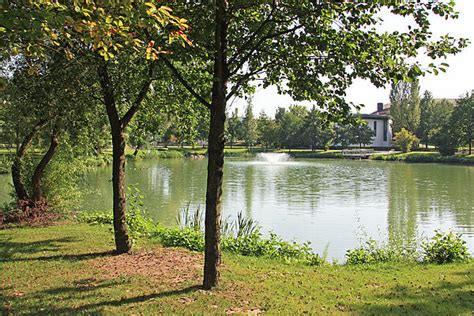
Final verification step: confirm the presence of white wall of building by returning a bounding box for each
[363,118,392,148]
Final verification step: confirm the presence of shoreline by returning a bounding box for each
[126,148,474,166]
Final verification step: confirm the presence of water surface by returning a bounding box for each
[1,158,472,259]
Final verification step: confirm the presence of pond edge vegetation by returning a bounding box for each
[76,198,471,267]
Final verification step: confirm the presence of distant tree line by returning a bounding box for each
[390,80,473,155]
[226,101,375,150]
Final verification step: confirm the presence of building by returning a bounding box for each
[360,111,392,149]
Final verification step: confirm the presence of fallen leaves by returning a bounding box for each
[89,247,203,286]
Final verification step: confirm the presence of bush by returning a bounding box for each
[77,211,113,225]
[394,128,419,153]
[156,228,205,252]
[345,239,415,265]
[422,230,470,264]
[222,232,324,265]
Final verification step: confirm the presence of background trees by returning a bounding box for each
[418,91,434,148]
[242,100,258,148]
[390,80,421,135]
[451,94,474,154]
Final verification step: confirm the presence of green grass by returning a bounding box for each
[1,223,473,314]
[370,151,474,165]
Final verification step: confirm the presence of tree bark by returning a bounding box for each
[98,62,132,254]
[12,119,47,201]
[203,0,228,290]
[32,126,60,202]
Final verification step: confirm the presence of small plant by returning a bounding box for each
[346,239,397,264]
[176,204,203,232]
[157,228,205,252]
[126,186,155,240]
[422,230,470,264]
[345,238,418,265]
[77,211,112,225]
[235,212,259,237]
[394,128,419,153]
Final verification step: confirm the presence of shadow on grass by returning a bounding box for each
[2,250,115,263]
[3,278,201,314]
[0,237,77,261]
[353,277,474,315]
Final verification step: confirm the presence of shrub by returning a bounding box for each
[222,232,324,265]
[346,239,401,265]
[77,211,113,225]
[422,230,470,264]
[394,128,419,153]
[156,228,205,252]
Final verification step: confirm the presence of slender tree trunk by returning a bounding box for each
[98,62,132,254]
[12,119,47,201]
[32,126,59,202]
[110,127,131,253]
[203,0,227,290]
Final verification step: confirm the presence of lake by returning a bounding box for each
[1,155,473,260]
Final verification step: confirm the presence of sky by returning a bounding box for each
[232,0,474,116]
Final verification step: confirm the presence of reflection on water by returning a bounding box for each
[0,158,472,259]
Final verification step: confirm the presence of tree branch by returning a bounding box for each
[228,24,304,78]
[121,61,156,128]
[161,56,211,109]
[228,1,277,66]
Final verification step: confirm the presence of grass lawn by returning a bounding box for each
[370,151,474,165]
[1,223,473,314]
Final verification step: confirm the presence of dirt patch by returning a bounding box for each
[89,247,203,285]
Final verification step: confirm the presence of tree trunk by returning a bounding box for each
[203,0,227,290]
[98,62,132,254]
[32,126,59,202]
[12,119,47,201]
[111,128,131,253]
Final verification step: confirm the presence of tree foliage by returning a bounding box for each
[390,80,421,134]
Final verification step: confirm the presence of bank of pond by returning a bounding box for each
[125,147,474,165]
